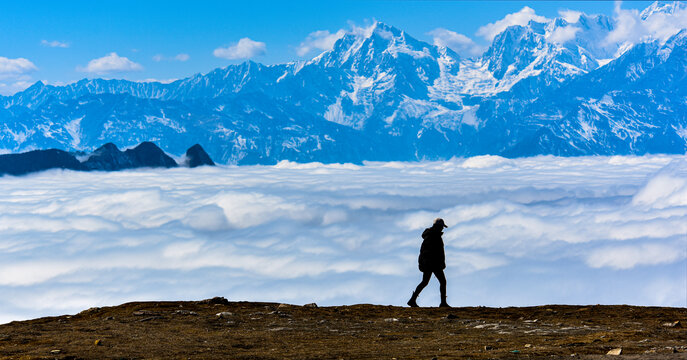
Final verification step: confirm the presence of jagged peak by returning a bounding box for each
[208,60,268,78]
[24,80,46,91]
[185,144,215,168]
[239,59,262,70]
[663,28,687,49]
[526,19,548,34]
[484,9,620,62]
[332,21,408,50]
[340,21,402,41]
[131,141,159,151]
[310,20,445,69]
[641,1,687,20]
[368,21,405,39]
[94,142,120,152]
[487,24,535,50]
[577,13,613,29]
[551,17,569,29]
[674,27,687,39]
[487,10,614,49]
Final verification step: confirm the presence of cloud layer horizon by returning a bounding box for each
[1,155,685,323]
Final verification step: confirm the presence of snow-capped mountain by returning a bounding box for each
[475,28,687,156]
[1,1,685,164]
[641,0,685,19]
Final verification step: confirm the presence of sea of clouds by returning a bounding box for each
[1,155,686,323]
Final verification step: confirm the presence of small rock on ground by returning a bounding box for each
[662,320,681,328]
[216,312,234,318]
[138,316,164,322]
[607,348,622,355]
[175,310,198,316]
[133,310,159,316]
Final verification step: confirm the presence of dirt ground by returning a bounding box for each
[0,298,684,360]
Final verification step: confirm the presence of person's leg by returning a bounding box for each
[415,271,432,294]
[408,271,432,307]
[434,269,449,307]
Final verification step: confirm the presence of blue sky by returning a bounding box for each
[0,1,655,94]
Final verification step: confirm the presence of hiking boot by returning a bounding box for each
[407,292,419,307]
[439,297,450,308]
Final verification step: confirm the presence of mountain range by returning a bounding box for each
[1,1,685,164]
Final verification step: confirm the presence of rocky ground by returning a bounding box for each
[0,298,684,359]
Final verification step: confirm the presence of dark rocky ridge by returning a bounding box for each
[185,143,215,168]
[0,142,214,177]
[0,149,84,176]
[0,300,684,359]
[82,142,134,171]
[123,142,179,169]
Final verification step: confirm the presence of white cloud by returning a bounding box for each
[642,4,687,41]
[428,28,484,57]
[153,53,190,62]
[349,20,378,38]
[643,278,687,305]
[606,1,687,46]
[0,57,37,95]
[632,161,687,209]
[476,6,550,41]
[297,29,346,57]
[0,155,685,323]
[77,52,143,75]
[606,2,643,46]
[586,243,686,270]
[559,9,583,23]
[174,53,190,62]
[0,57,37,80]
[0,80,33,96]
[135,78,178,84]
[547,25,582,44]
[213,38,266,60]
[40,40,69,48]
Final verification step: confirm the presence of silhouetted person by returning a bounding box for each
[407,218,450,307]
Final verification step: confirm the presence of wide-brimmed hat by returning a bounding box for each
[434,218,448,228]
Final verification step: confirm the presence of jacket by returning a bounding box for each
[418,226,446,272]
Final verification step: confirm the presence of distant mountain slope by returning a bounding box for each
[1,1,685,164]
